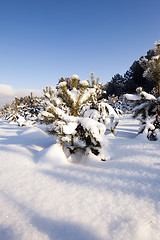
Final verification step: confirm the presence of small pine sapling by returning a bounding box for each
[41,74,110,161]
[124,87,160,140]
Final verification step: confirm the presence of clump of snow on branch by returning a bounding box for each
[71,74,79,80]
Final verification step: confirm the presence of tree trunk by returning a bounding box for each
[71,135,74,146]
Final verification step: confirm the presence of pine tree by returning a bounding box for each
[41,74,116,160]
[124,87,160,140]
[140,41,160,124]
[124,61,154,94]
[103,73,125,97]
[1,93,43,126]
[140,41,160,96]
[4,97,20,122]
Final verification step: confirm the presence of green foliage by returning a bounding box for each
[124,87,160,140]
[103,73,125,97]
[1,93,43,125]
[140,41,160,97]
[103,46,157,98]
[41,74,112,160]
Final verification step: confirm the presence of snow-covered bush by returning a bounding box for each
[108,94,118,109]
[81,99,118,133]
[1,93,44,126]
[41,74,118,160]
[107,94,130,115]
[124,87,160,140]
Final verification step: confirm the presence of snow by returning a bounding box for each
[58,81,67,88]
[80,88,95,103]
[152,55,160,60]
[67,88,79,104]
[154,40,160,47]
[80,80,89,86]
[71,74,79,80]
[0,116,160,240]
[79,117,106,138]
[83,108,100,119]
[63,121,78,135]
[124,94,140,101]
[140,91,156,100]
[16,116,35,127]
[124,92,156,101]
[98,101,118,118]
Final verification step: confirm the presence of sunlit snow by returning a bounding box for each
[0,116,160,240]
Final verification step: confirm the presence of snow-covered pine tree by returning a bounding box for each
[140,41,160,125]
[22,92,43,122]
[1,93,43,126]
[140,41,160,97]
[80,73,119,133]
[0,103,13,120]
[41,74,117,160]
[124,87,160,140]
[108,94,118,108]
[4,97,20,122]
[81,98,119,133]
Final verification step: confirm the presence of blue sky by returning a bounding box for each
[0,0,160,90]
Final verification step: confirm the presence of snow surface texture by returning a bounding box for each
[0,116,160,240]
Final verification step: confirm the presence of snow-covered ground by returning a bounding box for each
[0,116,160,240]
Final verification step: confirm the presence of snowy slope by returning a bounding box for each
[0,117,160,240]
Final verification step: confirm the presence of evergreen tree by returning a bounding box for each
[103,74,125,97]
[140,41,160,123]
[41,74,118,160]
[108,94,118,109]
[124,61,154,94]
[124,87,160,141]
[140,41,160,97]
[103,49,156,98]
[1,93,43,126]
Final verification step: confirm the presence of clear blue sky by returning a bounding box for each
[0,0,160,90]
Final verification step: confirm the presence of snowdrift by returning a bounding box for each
[0,117,160,240]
